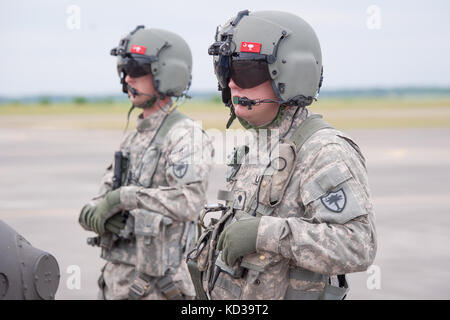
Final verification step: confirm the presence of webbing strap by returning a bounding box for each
[322,281,349,300]
[128,272,153,300]
[286,269,349,300]
[289,114,334,152]
[285,283,348,300]
[154,110,188,146]
[128,272,184,300]
[289,268,327,283]
[156,275,184,300]
[187,259,208,300]
[285,289,323,300]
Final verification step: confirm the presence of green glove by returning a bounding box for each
[79,204,94,230]
[104,213,127,235]
[217,217,261,267]
[79,189,122,236]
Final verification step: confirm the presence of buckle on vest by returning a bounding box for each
[156,276,183,300]
[199,203,229,229]
[128,275,152,299]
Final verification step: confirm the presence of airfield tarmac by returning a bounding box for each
[1,125,449,299]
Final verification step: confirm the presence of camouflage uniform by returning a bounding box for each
[88,103,213,300]
[190,106,377,300]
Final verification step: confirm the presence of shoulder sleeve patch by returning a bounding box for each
[320,188,346,213]
[301,161,368,224]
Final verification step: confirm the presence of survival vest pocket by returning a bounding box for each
[134,209,173,277]
[238,252,285,299]
[258,142,297,208]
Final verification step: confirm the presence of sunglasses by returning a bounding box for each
[214,57,271,89]
[117,54,155,78]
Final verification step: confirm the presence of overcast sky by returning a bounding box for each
[1,0,449,96]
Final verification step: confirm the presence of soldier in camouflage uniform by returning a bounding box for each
[79,26,213,300]
[187,10,377,300]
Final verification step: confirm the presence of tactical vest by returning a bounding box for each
[187,114,350,300]
[97,110,195,281]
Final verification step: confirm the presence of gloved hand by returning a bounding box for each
[79,189,123,236]
[217,217,261,267]
[104,213,127,235]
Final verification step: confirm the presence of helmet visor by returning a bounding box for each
[117,55,153,78]
[230,60,270,89]
[214,57,271,90]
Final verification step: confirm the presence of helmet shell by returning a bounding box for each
[213,10,322,105]
[114,27,192,97]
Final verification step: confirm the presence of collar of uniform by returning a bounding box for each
[136,102,172,133]
[265,106,308,138]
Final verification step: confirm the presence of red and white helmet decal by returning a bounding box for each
[130,45,147,54]
[240,41,261,53]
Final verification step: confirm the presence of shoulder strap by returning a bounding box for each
[289,114,334,152]
[154,110,188,146]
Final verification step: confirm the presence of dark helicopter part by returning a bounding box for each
[0,220,60,300]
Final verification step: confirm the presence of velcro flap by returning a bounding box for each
[316,164,352,192]
[134,209,172,236]
[302,162,352,205]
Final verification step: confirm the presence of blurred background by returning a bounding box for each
[1,0,449,299]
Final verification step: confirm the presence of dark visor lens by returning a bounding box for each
[214,55,231,88]
[230,60,270,89]
[118,56,152,78]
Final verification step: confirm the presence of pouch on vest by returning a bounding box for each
[301,161,365,224]
[256,142,297,209]
[134,209,173,277]
[241,252,278,290]
[210,252,285,300]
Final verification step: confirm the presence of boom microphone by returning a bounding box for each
[232,96,281,110]
[128,86,139,97]
[127,85,157,99]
